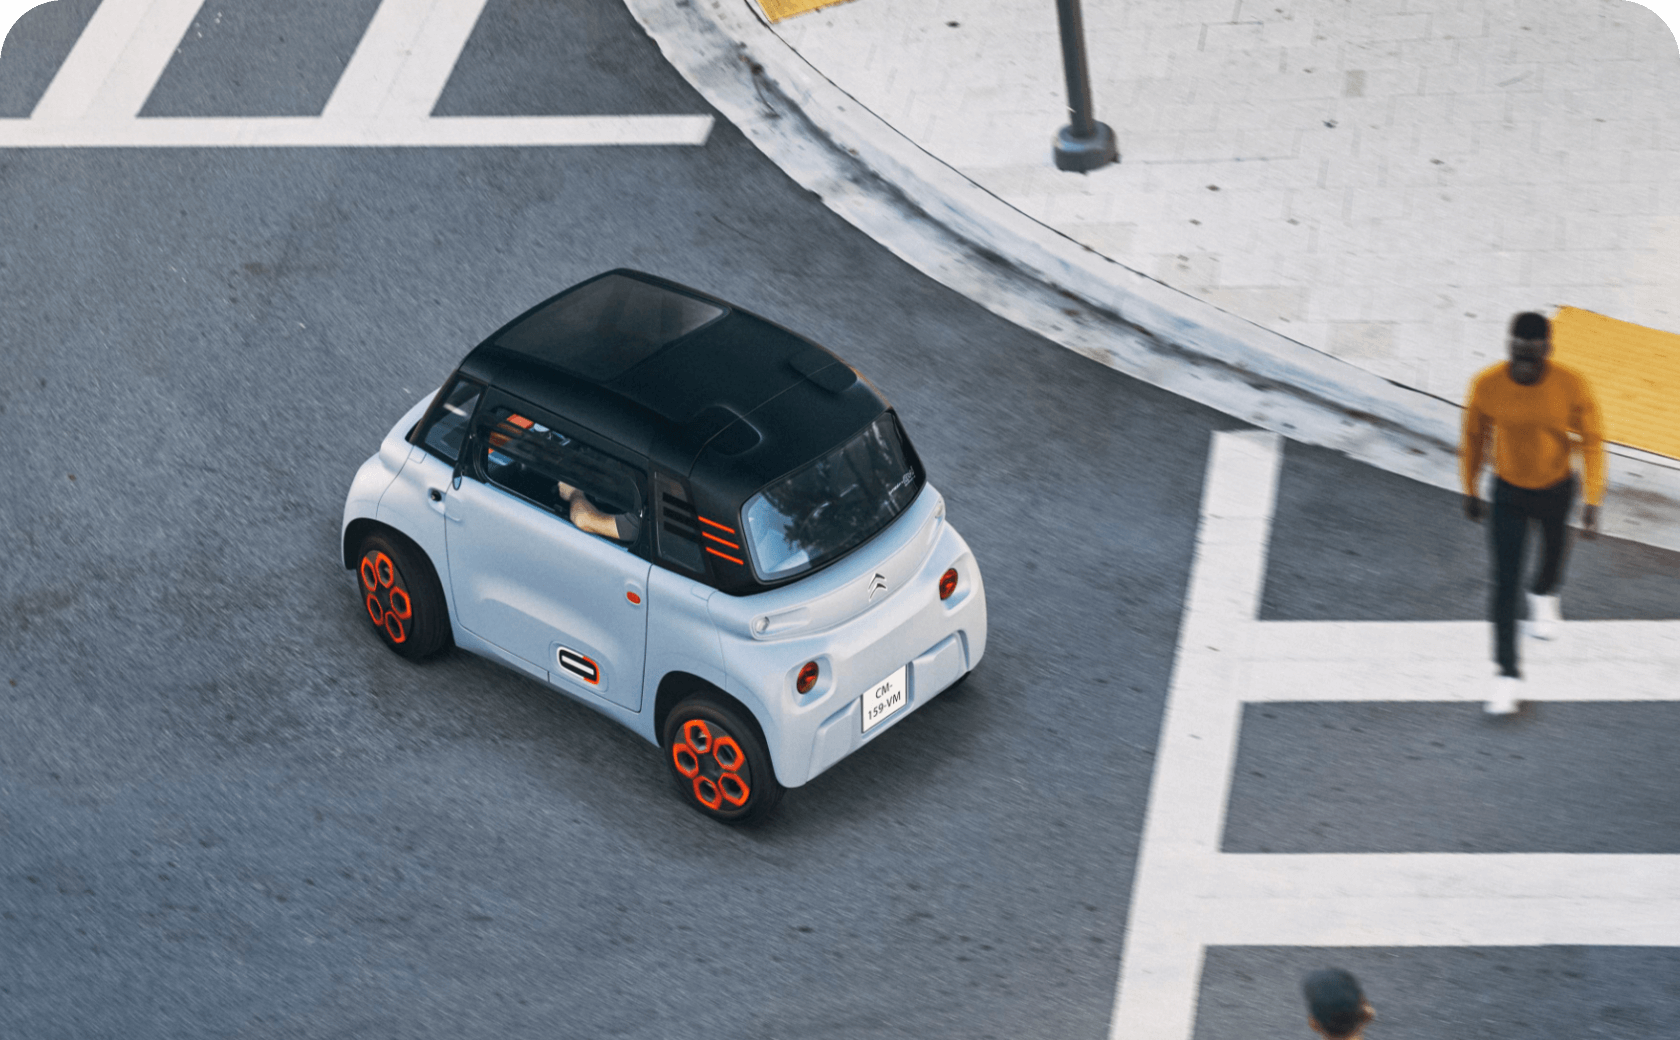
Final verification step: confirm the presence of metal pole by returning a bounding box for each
[1052,0,1117,172]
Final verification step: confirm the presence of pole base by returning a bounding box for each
[1053,122,1118,172]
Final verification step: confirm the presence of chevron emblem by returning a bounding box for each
[867,573,889,601]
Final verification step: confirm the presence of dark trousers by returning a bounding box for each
[1490,475,1576,676]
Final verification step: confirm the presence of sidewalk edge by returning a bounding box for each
[623,0,1680,554]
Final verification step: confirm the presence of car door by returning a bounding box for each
[443,394,652,712]
[381,376,488,606]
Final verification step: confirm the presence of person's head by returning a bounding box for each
[1303,968,1375,1038]
[1507,311,1552,386]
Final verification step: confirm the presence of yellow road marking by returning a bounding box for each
[756,0,856,22]
[1552,307,1680,460]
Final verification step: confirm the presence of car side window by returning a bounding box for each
[475,404,647,548]
[417,379,484,463]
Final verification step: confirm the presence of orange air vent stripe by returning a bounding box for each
[702,531,740,550]
[506,414,534,429]
[705,546,745,566]
[698,516,737,534]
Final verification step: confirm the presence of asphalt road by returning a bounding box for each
[3,1,1678,1038]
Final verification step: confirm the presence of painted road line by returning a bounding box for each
[0,115,715,147]
[1237,655,1680,702]
[31,0,206,121]
[1243,619,1679,666]
[1200,854,1680,946]
[8,0,712,147]
[322,0,490,122]
[1241,618,1680,663]
[1108,429,1680,1040]
[1110,430,1283,1040]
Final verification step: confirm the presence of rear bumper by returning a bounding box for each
[720,521,987,788]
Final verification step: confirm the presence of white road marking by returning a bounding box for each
[31,0,205,121]
[322,0,488,122]
[0,115,714,147]
[4,0,712,147]
[1109,430,1680,1040]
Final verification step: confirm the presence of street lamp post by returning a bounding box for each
[1052,0,1117,172]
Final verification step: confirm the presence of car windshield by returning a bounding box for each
[742,413,921,581]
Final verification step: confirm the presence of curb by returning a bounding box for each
[624,0,1680,555]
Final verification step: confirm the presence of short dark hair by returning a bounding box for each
[1510,311,1550,341]
[1303,968,1366,1037]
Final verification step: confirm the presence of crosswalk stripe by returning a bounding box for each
[322,0,489,122]
[1108,430,1680,1040]
[0,114,714,147]
[31,0,206,121]
[5,0,712,147]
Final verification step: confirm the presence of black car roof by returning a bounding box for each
[458,270,889,500]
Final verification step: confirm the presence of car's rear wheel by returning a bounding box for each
[663,695,784,824]
[355,532,450,660]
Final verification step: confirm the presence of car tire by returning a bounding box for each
[663,695,784,824]
[354,532,450,661]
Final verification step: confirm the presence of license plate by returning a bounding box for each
[861,665,908,733]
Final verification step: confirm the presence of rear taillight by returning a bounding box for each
[796,661,820,694]
[938,568,959,600]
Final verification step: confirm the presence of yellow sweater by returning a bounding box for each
[1460,361,1605,505]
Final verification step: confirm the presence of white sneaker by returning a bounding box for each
[1485,674,1522,715]
[1527,593,1561,640]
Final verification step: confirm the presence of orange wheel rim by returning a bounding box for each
[366,593,384,626]
[387,586,412,620]
[359,557,379,592]
[713,736,743,771]
[672,743,700,778]
[384,611,406,644]
[374,553,395,588]
[693,776,723,810]
[718,771,750,807]
[682,719,712,754]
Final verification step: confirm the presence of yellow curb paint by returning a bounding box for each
[1552,306,1680,461]
[756,0,856,22]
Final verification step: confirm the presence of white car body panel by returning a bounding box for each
[345,386,988,792]
[444,477,652,712]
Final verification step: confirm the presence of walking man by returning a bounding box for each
[1461,311,1605,714]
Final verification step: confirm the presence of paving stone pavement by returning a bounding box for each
[768,0,1680,407]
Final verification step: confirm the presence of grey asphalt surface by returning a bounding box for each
[3,1,1679,1038]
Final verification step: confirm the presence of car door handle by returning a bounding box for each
[429,488,461,521]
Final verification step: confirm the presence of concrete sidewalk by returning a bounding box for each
[770,0,1678,403]
[625,0,1680,551]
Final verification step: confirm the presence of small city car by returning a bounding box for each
[341,270,987,822]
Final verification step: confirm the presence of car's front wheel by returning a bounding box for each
[354,532,450,660]
[663,695,784,824]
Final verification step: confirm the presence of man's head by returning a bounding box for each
[1303,968,1375,1038]
[1507,311,1552,386]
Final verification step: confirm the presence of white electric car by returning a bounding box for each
[341,270,986,822]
